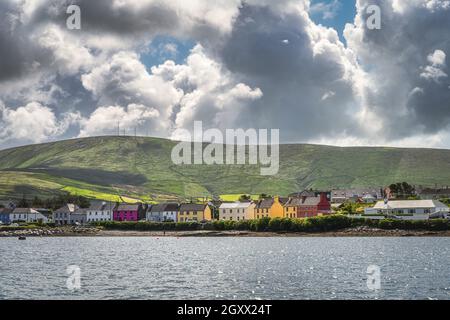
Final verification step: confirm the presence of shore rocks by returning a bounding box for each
[0,226,101,237]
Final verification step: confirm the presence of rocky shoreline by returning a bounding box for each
[0,225,449,237]
[0,226,101,237]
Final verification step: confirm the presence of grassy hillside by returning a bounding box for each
[0,136,450,201]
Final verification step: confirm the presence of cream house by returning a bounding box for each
[219,202,256,221]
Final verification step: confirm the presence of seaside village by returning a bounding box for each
[0,186,450,226]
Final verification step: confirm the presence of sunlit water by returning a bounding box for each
[0,237,449,300]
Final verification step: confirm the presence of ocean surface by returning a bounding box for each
[0,237,449,300]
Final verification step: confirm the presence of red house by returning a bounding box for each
[284,192,331,218]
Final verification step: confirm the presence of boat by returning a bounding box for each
[18,236,26,240]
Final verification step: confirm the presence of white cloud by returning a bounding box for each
[0,101,78,144]
[310,0,342,20]
[1,0,450,149]
[78,104,159,137]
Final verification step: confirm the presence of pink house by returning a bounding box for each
[113,204,140,221]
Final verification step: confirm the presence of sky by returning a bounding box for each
[0,0,450,150]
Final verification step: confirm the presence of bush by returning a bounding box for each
[90,216,450,233]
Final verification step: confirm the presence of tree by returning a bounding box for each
[239,194,251,202]
[17,194,29,208]
[389,182,415,199]
[32,196,44,207]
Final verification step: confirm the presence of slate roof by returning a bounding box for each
[115,204,140,211]
[151,203,179,212]
[55,204,79,214]
[87,202,114,211]
[179,203,207,212]
[12,208,41,215]
[285,197,321,207]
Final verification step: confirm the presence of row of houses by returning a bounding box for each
[331,186,450,203]
[0,192,331,225]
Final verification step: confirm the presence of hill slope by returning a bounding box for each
[0,136,450,201]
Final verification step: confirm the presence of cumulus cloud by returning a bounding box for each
[0,101,79,145]
[78,104,160,137]
[1,0,450,149]
[420,50,448,82]
[344,0,450,142]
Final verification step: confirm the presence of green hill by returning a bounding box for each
[0,136,449,202]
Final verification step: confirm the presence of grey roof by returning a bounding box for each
[87,202,114,211]
[151,203,179,213]
[179,203,207,212]
[115,204,140,211]
[12,208,41,215]
[55,204,79,214]
[255,198,274,209]
[285,197,321,207]
[255,197,288,209]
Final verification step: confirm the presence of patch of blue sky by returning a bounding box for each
[309,0,356,43]
[140,35,195,69]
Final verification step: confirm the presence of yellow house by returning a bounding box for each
[283,198,298,218]
[178,203,212,222]
[254,196,287,219]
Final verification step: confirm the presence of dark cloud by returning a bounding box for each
[214,4,359,141]
[346,0,450,140]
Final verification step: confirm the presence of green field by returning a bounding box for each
[0,136,450,201]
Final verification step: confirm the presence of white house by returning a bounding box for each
[364,200,449,220]
[219,202,256,221]
[86,202,114,223]
[53,204,79,225]
[146,203,179,222]
[11,208,50,224]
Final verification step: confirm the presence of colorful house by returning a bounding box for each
[113,204,140,221]
[0,208,13,224]
[254,196,287,219]
[284,192,331,218]
[178,203,212,222]
[219,202,256,221]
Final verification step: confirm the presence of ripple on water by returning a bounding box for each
[0,237,449,299]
